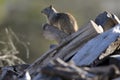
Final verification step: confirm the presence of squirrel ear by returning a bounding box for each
[50,5,53,8]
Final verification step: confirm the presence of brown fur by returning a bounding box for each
[41,5,78,34]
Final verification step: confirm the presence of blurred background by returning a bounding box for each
[0,0,120,63]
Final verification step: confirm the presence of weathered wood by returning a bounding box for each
[40,58,120,80]
[90,38,120,66]
[1,12,120,80]
[99,38,120,60]
[25,20,103,77]
[86,65,120,80]
[109,55,120,69]
[72,24,120,66]
[54,20,103,61]
[41,58,95,80]
[95,11,120,31]
[1,59,120,80]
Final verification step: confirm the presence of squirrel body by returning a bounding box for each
[42,23,68,44]
[41,5,78,34]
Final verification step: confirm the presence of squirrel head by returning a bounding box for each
[41,5,58,16]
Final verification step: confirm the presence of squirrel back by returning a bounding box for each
[41,5,78,34]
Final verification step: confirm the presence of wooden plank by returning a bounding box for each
[54,20,103,61]
[41,58,95,80]
[90,37,120,66]
[109,55,120,68]
[72,24,120,66]
[26,20,103,76]
[95,11,120,31]
[40,20,103,65]
[99,38,120,60]
[85,65,120,79]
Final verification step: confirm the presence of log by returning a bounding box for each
[1,59,120,80]
[41,58,95,80]
[2,11,120,80]
[99,38,120,60]
[85,65,120,80]
[109,55,120,68]
[90,37,120,66]
[95,11,120,31]
[72,24,120,66]
[41,59,120,80]
[54,20,103,61]
[26,20,103,76]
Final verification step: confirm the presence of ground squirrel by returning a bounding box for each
[41,5,78,35]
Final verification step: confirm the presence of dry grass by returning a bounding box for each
[0,28,29,67]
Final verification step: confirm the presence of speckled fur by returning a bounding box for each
[41,5,78,34]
